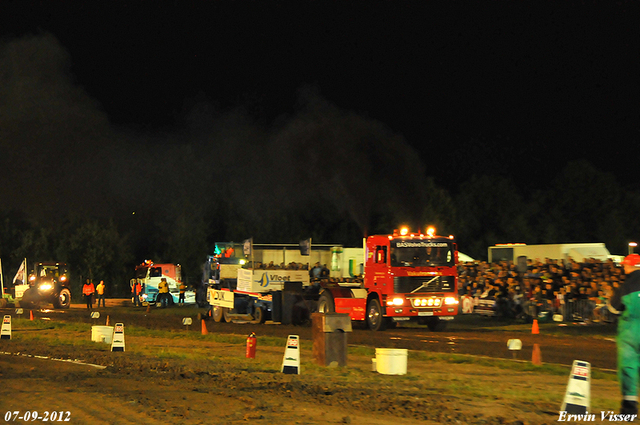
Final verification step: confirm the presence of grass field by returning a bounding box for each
[3,315,626,424]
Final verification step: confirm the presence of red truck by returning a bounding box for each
[318,227,459,331]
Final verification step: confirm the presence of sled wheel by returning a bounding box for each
[253,306,266,324]
[213,305,226,323]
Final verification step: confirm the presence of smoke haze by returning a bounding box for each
[1,33,431,242]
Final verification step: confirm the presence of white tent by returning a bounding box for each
[458,252,475,262]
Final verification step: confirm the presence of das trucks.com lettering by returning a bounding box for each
[395,242,448,248]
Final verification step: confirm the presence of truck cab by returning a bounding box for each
[319,227,459,331]
[131,261,195,305]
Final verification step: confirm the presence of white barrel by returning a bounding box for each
[375,348,408,375]
[91,326,114,344]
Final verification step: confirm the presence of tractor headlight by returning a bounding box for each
[39,283,53,291]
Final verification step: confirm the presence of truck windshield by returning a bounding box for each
[135,267,149,279]
[390,240,454,267]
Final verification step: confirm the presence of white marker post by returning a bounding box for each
[281,335,300,374]
[90,311,100,322]
[561,360,591,415]
[182,317,192,331]
[507,338,522,359]
[110,322,125,352]
[1,315,11,340]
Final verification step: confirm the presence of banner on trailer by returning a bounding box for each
[208,288,234,308]
[237,269,310,293]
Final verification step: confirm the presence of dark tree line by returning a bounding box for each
[1,158,638,299]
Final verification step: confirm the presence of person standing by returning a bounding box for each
[178,281,186,306]
[96,280,106,308]
[83,279,95,311]
[158,277,169,308]
[609,254,640,416]
[132,280,141,307]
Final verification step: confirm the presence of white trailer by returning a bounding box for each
[488,243,611,264]
[205,242,365,324]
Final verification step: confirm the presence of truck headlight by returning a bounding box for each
[412,298,442,307]
[386,297,404,306]
[444,297,459,305]
[39,283,53,291]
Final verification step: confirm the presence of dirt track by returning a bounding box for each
[0,302,623,424]
[33,301,619,370]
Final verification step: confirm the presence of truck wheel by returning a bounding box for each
[53,288,71,309]
[223,307,233,323]
[212,306,226,323]
[427,317,447,332]
[317,292,335,314]
[366,298,387,331]
[253,306,266,324]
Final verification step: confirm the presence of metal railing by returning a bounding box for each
[462,295,617,323]
[522,298,616,323]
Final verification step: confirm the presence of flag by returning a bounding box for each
[13,259,26,285]
[299,238,311,256]
[243,238,253,256]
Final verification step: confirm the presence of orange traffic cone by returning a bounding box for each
[532,343,542,365]
[531,319,539,335]
[30,310,34,321]
[208,308,212,317]
[201,319,208,335]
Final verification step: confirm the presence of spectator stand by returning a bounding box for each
[458,257,619,325]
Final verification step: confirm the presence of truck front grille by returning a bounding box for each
[393,276,454,293]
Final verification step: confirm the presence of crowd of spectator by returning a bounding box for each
[458,257,622,323]
[242,255,621,323]
[249,261,310,270]
[245,261,338,277]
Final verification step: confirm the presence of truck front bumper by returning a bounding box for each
[384,294,458,318]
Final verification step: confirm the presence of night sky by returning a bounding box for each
[1,1,638,224]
